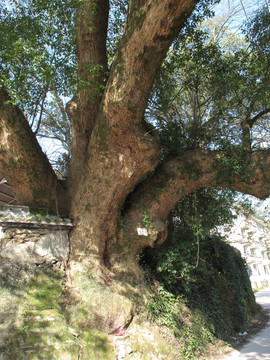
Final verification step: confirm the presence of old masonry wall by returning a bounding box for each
[0,205,72,269]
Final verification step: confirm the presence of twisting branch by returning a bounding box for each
[125,149,270,225]
[249,108,270,127]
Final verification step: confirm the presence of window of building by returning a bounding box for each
[264,265,269,275]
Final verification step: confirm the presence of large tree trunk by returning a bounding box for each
[64,0,203,332]
[67,0,201,259]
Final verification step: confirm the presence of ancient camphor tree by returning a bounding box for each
[0,0,269,332]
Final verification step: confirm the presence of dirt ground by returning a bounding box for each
[202,304,270,360]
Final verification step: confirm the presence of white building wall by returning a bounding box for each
[220,211,270,289]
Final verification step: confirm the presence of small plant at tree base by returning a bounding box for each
[147,286,215,359]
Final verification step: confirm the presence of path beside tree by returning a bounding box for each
[220,287,270,360]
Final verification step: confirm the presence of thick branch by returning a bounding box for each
[0,86,65,210]
[68,0,205,265]
[69,0,109,183]
[109,149,270,261]
[104,0,199,125]
[249,108,270,126]
[126,149,270,225]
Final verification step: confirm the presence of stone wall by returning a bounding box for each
[0,205,72,269]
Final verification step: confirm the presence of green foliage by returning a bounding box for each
[171,188,235,234]
[147,4,270,157]
[147,287,185,331]
[161,235,255,333]
[0,0,77,109]
[214,147,256,185]
[177,0,220,40]
[144,229,257,339]
[141,188,257,344]
[244,5,270,68]
[147,287,215,359]
[142,209,152,228]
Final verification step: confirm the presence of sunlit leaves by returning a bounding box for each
[0,0,77,113]
[147,4,270,156]
[244,5,270,64]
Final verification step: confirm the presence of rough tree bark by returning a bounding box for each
[0,86,65,209]
[1,0,270,333]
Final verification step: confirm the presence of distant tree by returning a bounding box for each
[36,93,71,178]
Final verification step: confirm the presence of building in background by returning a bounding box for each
[221,210,270,289]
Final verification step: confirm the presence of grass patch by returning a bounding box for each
[147,287,215,359]
[0,265,115,359]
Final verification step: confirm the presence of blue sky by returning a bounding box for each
[213,0,269,32]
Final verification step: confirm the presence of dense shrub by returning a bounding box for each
[143,231,257,338]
